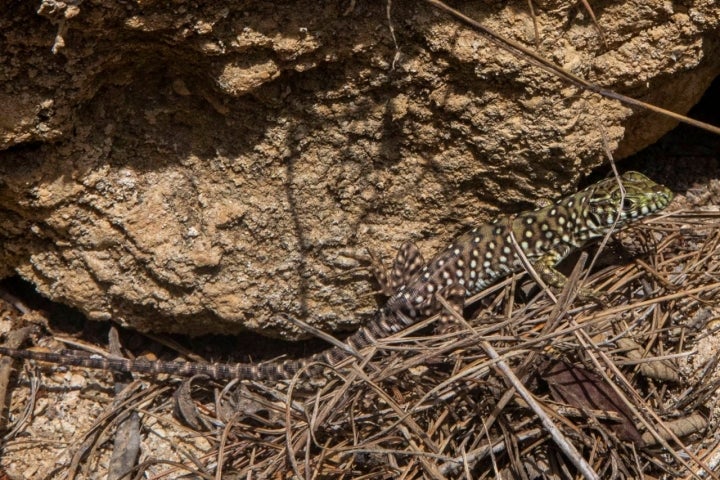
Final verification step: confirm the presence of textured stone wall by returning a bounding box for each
[0,0,718,338]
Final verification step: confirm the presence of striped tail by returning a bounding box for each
[0,307,419,381]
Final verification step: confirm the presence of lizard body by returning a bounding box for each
[0,172,674,381]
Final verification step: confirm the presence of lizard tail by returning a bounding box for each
[0,308,415,381]
[0,345,310,381]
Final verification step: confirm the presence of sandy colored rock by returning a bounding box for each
[0,1,718,339]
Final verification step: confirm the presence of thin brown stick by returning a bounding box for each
[423,0,720,135]
[481,339,599,480]
[579,0,608,48]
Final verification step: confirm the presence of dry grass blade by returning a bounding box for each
[578,0,608,48]
[527,0,540,46]
[2,368,40,443]
[284,315,363,360]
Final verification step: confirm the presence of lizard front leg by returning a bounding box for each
[531,252,601,304]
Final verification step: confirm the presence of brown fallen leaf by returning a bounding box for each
[540,359,644,447]
[616,338,680,383]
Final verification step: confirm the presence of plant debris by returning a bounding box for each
[1,210,719,478]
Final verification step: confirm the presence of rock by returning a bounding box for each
[0,1,717,338]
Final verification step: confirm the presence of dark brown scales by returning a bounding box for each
[0,309,405,381]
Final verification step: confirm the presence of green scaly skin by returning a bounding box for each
[0,172,674,381]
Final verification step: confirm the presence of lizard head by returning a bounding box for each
[583,171,674,231]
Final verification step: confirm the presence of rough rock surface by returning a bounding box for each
[0,0,718,339]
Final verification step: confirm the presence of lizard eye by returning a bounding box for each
[622,198,634,210]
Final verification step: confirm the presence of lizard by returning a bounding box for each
[0,171,674,381]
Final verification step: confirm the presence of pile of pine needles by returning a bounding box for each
[2,210,720,479]
[180,210,720,479]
